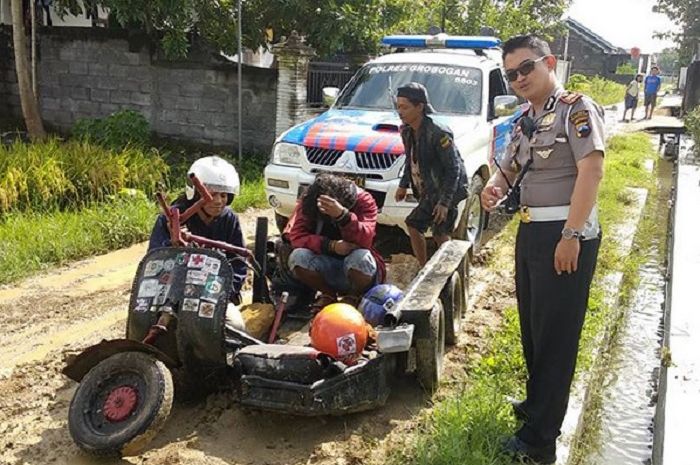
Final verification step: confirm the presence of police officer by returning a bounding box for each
[394,82,468,265]
[481,35,604,464]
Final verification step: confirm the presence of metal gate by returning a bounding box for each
[307,62,357,106]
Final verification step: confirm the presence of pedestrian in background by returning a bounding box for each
[481,34,605,464]
[644,66,662,120]
[622,73,643,122]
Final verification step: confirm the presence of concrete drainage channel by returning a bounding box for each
[557,135,690,465]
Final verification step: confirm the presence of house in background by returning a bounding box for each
[550,17,629,77]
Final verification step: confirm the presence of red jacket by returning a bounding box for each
[283,188,386,283]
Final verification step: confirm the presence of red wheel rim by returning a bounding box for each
[103,385,139,422]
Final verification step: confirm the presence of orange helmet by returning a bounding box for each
[310,303,368,364]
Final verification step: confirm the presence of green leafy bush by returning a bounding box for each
[0,138,168,213]
[615,62,637,75]
[566,74,626,106]
[684,106,700,152]
[73,110,151,150]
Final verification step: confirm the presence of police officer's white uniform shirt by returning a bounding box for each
[508,87,606,208]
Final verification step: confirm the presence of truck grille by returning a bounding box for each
[305,147,343,166]
[355,152,402,170]
[305,147,403,171]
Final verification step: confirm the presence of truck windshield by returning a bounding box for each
[336,63,483,115]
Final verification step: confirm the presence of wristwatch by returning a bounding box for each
[561,227,582,240]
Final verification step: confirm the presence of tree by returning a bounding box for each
[461,0,570,41]
[657,47,680,74]
[10,0,46,139]
[53,0,569,60]
[654,0,700,66]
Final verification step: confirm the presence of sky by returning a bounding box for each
[567,0,679,53]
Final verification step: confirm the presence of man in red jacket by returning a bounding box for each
[283,174,386,308]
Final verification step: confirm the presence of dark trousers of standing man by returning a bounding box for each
[514,220,601,447]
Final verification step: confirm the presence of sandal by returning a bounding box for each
[309,293,337,313]
[338,294,361,308]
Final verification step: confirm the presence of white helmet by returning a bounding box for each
[185,156,240,201]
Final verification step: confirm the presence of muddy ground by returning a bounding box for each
[0,208,516,465]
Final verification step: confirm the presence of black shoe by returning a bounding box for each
[501,436,556,464]
[507,396,529,422]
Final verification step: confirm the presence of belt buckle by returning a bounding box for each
[519,206,531,223]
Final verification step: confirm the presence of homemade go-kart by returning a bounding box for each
[62,174,471,457]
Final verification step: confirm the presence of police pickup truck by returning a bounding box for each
[264,34,520,252]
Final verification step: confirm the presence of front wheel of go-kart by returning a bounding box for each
[68,351,174,457]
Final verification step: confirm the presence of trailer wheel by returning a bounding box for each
[68,351,173,457]
[253,217,270,303]
[441,271,465,346]
[415,302,445,393]
[454,175,486,259]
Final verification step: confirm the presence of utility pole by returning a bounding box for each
[237,0,242,164]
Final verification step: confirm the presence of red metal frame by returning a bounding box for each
[156,174,251,259]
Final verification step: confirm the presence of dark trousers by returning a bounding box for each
[514,220,600,447]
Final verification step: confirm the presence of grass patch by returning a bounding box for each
[390,133,657,465]
[567,74,626,106]
[0,195,157,285]
[0,138,168,213]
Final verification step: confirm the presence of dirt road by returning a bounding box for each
[0,207,514,465]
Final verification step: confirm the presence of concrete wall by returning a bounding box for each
[0,26,278,153]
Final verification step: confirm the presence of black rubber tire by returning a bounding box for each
[253,216,270,303]
[441,271,465,346]
[414,302,446,393]
[274,213,289,235]
[454,174,486,259]
[68,351,174,457]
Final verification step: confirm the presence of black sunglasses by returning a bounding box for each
[505,56,547,82]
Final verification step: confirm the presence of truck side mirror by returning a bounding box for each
[493,95,519,117]
[322,87,340,107]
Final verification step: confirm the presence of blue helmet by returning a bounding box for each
[359,284,404,327]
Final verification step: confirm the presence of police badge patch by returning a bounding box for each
[569,110,592,138]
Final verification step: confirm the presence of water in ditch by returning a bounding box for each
[583,158,673,465]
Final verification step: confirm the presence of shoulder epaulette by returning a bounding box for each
[559,92,583,105]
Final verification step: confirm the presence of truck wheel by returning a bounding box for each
[454,175,486,259]
[440,271,465,346]
[275,213,288,234]
[253,216,270,303]
[415,302,445,393]
[68,351,174,458]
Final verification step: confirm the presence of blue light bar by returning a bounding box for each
[382,34,501,50]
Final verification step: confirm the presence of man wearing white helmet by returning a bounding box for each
[149,156,248,331]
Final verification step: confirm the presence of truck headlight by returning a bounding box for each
[271,143,305,166]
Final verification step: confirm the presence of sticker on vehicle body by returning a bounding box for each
[137,279,160,298]
[198,302,216,318]
[184,284,199,297]
[154,284,171,305]
[203,256,221,275]
[143,260,163,277]
[182,298,199,312]
[176,252,189,266]
[188,254,208,269]
[163,259,175,271]
[159,272,172,285]
[201,276,224,302]
[134,298,150,312]
[186,270,208,285]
